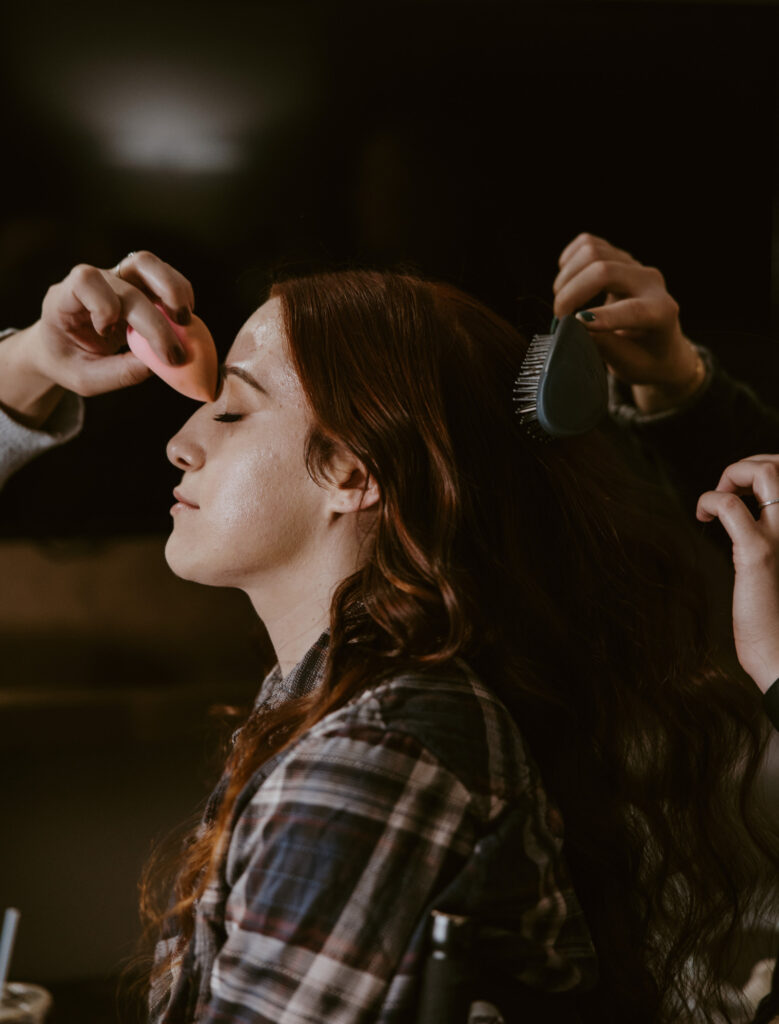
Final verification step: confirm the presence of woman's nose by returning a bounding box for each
[166,424,206,471]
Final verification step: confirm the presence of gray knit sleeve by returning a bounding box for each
[0,330,84,491]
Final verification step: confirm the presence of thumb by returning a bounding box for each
[74,351,153,396]
[574,297,665,334]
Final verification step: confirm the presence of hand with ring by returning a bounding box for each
[0,250,195,428]
[697,454,779,692]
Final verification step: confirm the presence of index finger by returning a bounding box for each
[554,239,638,296]
[558,232,633,269]
[554,261,659,319]
[111,251,195,324]
[715,456,779,500]
[117,285,188,366]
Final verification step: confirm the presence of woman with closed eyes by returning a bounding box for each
[1,250,777,1024]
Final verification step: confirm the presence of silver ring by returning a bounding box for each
[758,498,779,509]
[112,252,136,279]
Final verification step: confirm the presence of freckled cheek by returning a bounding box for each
[211,450,279,531]
[210,444,319,536]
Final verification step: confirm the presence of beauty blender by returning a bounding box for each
[126,306,218,402]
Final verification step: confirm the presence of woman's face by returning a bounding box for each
[164,298,331,590]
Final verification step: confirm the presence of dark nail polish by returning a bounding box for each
[175,307,192,326]
[171,345,188,365]
[102,322,125,348]
[577,310,596,322]
[550,315,559,333]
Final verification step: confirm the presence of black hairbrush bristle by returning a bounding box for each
[513,315,607,439]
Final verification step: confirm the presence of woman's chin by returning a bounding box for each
[164,534,212,585]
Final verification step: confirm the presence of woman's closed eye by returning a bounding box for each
[213,412,244,423]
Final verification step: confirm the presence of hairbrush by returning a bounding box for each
[513,314,607,439]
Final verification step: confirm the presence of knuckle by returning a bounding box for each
[756,458,779,477]
[591,259,610,283]
[757,463,779,488]
[70,263,100,285]
[719,493,744,515]
[646,266,666,287]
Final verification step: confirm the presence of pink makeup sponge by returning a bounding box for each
[126,307,218,402]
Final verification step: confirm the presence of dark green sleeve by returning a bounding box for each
[611,350,779,515]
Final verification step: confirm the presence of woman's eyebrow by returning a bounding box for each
[219,363,269,396]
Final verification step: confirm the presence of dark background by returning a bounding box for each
[2,2,779,1019]
[1,0,778,535]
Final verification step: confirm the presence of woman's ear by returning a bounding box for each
[325,448,380,514]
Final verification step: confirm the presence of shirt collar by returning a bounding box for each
[255,629,331,710]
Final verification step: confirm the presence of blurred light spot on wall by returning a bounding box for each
[60,64,271,173]
[103,105,242,172]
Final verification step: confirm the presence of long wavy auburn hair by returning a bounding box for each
[136,269,778,1022]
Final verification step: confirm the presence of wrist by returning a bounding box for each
[631,341,706,415]
[0,325,65,429]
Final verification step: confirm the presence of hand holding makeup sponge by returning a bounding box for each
[126,306,218,402]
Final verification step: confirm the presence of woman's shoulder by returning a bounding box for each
[302,659,539,811]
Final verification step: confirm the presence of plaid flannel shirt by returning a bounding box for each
[150,632,597,1023]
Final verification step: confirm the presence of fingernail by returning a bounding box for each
[577,310,596,322]
[100,323,125,344]
[170,345,187,366]
[175,307,192,326]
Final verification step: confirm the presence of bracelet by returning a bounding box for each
[675,349,706,402]
[763,678,779,732]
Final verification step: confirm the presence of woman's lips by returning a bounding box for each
[171,488,199,513]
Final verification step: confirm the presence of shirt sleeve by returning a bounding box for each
[0,390,84,492]
[0,327,85,490]
[199,724,475,1024]
[610,345,779,514]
